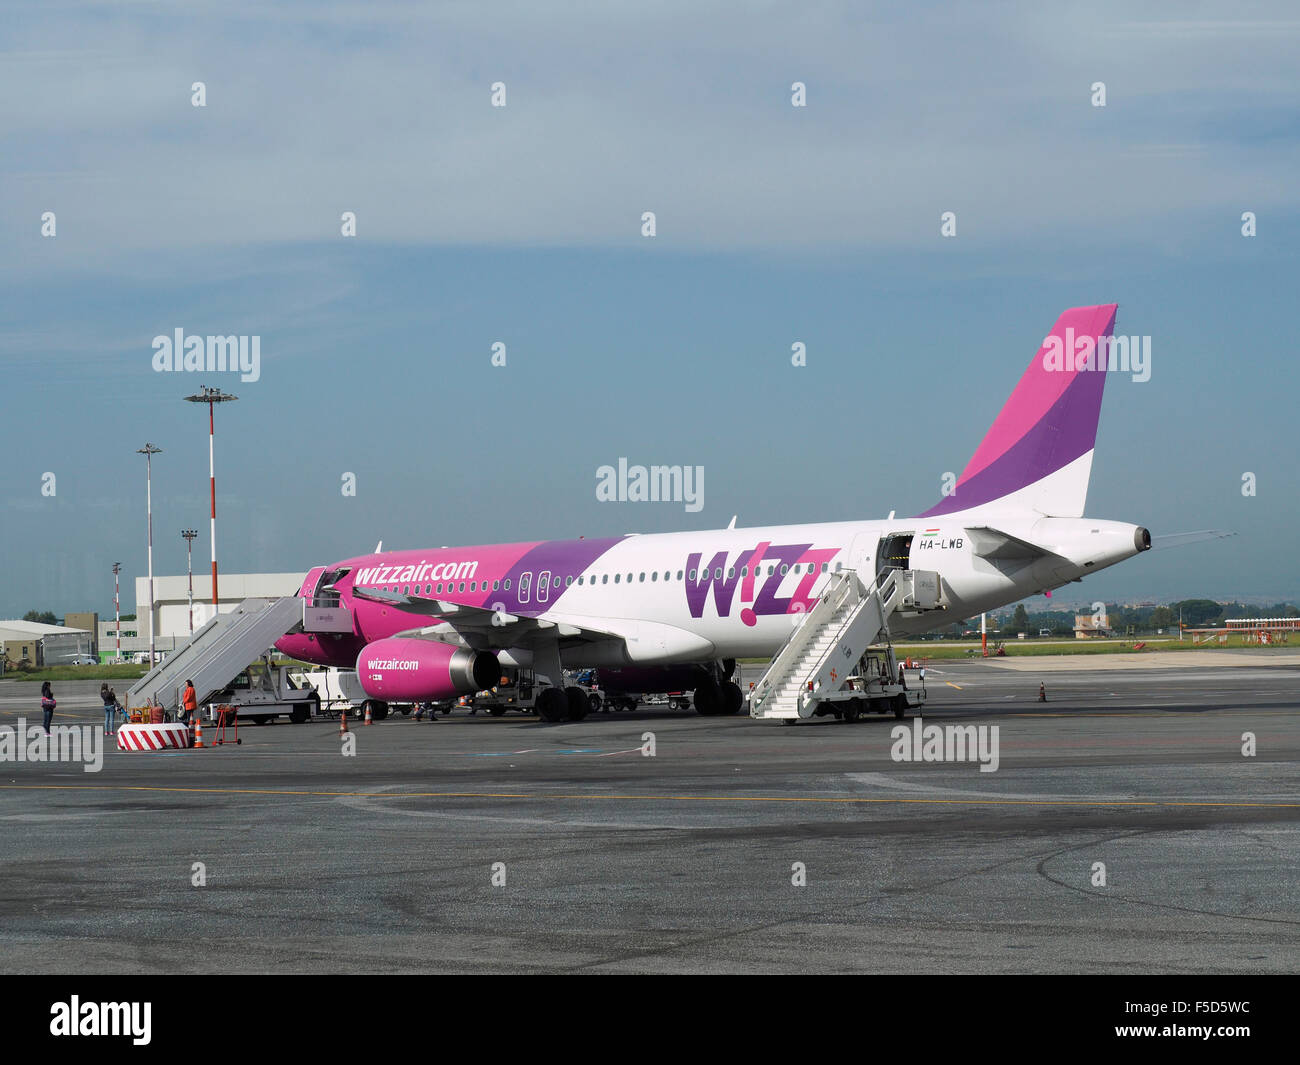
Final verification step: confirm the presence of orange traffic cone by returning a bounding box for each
[193,714,204,749]
[340,708,349,735]
[363,702,372,726]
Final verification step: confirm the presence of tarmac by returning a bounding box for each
[1,654,1297,974]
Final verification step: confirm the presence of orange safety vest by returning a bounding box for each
[182,686,198,711]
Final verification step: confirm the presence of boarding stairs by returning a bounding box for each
[127,596,330,716]
[749,568,943,721]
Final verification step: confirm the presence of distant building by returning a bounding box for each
[0,621,93,668]
[64,612,99,655]
[1074,613,1110,639]
[133,571,306,649]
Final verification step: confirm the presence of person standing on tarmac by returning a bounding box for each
[40,681,56,734]
[181,679,198,725]
[100,683,117,736]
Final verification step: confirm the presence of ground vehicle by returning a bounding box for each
[286,665,398,719]
[751,646,925,724]
[206,656,320,725]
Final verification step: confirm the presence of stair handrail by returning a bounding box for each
[751,569,862,712]
[797,569,898,706]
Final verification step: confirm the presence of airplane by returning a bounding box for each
[277,303,1159,722]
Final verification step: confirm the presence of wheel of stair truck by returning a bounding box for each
[587,692,603,713]
[564,686,590,721]
[488,705,507,717]
[893,694,908,720]
[362,699,389,722]
[289,695,318,725]
[842,701,861,724]
[535,687,568,722]
[692,677,722,716]
[720,680,744,716]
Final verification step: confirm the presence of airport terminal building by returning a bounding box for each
[95,572,306,660]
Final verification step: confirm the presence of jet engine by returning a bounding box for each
[356,638,499,702]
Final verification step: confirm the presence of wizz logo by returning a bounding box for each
[685,542,839,625]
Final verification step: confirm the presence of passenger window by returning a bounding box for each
[714,568,722,579]
[458,582,465,592]
[780,565,788,575]
[689,569,696,580]
[651,571,657,581]
[493,580,500,591]
[436,583,443,593]
[504,579,511,591]
[677,570,683,580]
[615,574,621,584]
[639,572,645,582]
[565,576,572,586]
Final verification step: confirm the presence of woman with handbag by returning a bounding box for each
[40,681,56,734]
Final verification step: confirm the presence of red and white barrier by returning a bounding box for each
[116,723,193,751]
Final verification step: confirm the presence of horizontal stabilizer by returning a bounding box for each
[965,525,1065,563]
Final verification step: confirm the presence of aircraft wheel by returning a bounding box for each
[693,678,721,716]
[720,681,744,716]
[564,686,589,721]
[535,688,568,722]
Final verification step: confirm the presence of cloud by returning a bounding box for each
[2,0,1297,274]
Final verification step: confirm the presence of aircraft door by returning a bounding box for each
[846,534,875,578]
[875,532,915,579]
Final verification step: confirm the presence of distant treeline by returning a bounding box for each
[959,599,1300,636]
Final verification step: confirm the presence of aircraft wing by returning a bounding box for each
[350,585,620,645]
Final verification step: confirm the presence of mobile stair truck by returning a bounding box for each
[205,656,321,725]
[127,594,351,724]
[748,568,942,725]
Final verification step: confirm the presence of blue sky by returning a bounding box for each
[2,1,1298,618]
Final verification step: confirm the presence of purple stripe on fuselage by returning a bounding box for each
[919,367,1106,517]
[494,537,627,615]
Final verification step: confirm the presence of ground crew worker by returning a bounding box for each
[182,679,198,724]
[1038,682,1047,702]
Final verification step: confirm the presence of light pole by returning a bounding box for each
[183,386,238,610]
[181,529,198,633]
[137,444,162,666]
[112,562,122,662]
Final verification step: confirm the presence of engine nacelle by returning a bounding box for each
[356,638,499,702]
